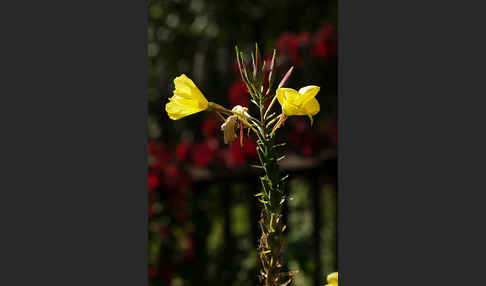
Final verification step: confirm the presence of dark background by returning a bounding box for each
[148,0,337,286]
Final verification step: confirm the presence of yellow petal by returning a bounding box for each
[165,74,209,120]
[276,88,303,116]
[304,97,320,116]
[299,85,320,107]
[298,85,320,99]
[276,88,294,107]
[275,86,321,123]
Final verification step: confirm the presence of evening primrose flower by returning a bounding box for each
[165,74,209,120]
[276,85,320,125]
[325,272,338,286]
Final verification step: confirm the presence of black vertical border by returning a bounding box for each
[0,1,148,285]
[339,0,486,285]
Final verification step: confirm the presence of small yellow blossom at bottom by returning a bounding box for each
[276,85,320,125]
[325,272,338,286]
[165,74,209,120]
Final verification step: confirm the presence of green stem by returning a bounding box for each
[234,46,292,286]
[264,93,279,120]
[257,118,287,286]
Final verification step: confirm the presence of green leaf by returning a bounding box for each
[266,115,280,129]
[260,176,270,182]
[250,164,264,169]
[251,52,256,78]
[265,112,276,121]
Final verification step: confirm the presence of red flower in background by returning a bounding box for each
[224,137,258,168]
[297,32,311,45]
[300,131,319,156]
[164,163,191,190]
[288,119,324,156]
[226,141,246,167]
[277,32,311,66]
[149,141,171,169]
[176,141,191,162]
[148,170,160,191]
[312,24,337,59]
[201,115,220,139]
[242,137,258,159]
[229,81,249,107]
[192,140,217,166]
[277,33,298,63]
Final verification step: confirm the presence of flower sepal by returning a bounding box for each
[207,102,231,114]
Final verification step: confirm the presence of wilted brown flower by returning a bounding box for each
[221,115,239,144]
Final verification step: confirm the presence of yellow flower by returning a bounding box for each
[165,74,209,120]
[325,272,338,286]
[276,85,320,125]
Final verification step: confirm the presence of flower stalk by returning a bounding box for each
[165,43,322,286]
[235,45,295,286]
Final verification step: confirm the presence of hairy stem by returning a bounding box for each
[257,119,289,286]
[234,45,294,286]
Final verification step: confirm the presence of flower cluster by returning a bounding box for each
[277,24,337,67]
[164,69,322,171]
[165,73,320,128]
[224,24,337,157]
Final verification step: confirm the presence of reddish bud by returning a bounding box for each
[278,66,294,88]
